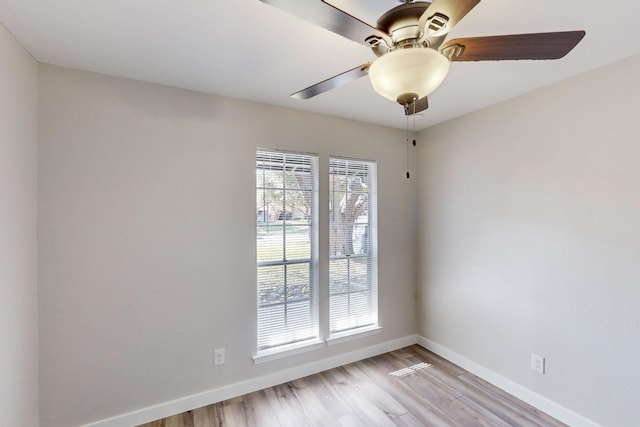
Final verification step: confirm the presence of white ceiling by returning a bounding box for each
[1,0,639,130]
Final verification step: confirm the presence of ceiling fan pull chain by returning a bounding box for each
[406,101,417,180]
[412,103,417,179]
[406,112,410,179]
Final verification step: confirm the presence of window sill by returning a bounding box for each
[326,325,382,346]
[253,339,325,365]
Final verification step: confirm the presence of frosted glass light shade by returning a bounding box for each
[368,48,450,103]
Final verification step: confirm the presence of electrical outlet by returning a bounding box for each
[214,348,225,366]
[531,353,545,374]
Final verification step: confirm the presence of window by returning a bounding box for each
[256,150,318,352]
[329,157,378,336]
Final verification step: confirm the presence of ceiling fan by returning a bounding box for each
[259,0,585,115]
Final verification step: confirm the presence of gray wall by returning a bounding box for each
[416,54,640,427]
[0,23,39,427]
[37,65,418,426]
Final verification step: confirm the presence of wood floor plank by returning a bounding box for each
[303,369,352,419]
[336,412,368,427]
[392,411,431,427]
[243,390,281,427]
[457,373,566,426]
[262,386,284,413]
[271,383,312,427]
[341,361,408,419]
[220,401,255,427]
[368,352,481,425]
[287,378,336,427]
[392,375,473,425]
[329,379,397,427]
[362,365,455,426]
[455,395,530,427]
[164,412,194,427]
[137,345,567,427]
[191,407,213,427]
[354,354,476,426]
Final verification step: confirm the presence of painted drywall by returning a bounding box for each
[0,23,39,427]
[37,64,417,426]
[416,54,640,427]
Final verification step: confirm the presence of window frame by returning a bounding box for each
[255,149,320,357]
[328,156,379,339]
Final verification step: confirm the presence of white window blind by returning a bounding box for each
[329,157,378,335]
[256,150,319,351]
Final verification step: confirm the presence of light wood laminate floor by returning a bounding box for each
[138,345,565,427]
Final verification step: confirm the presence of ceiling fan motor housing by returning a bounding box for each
[377,2,430,45]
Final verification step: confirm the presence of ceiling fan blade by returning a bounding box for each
[260,0,390,47]
[440,31,586,61]
[404,97,428,116]
[418,0,481,38]
[291,63,371,99]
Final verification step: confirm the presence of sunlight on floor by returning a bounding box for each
[389,362,432,377]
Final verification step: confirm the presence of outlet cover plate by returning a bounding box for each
[531,353,545,374]
[214,348,225,366]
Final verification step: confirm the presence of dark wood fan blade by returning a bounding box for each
[260,0,389,47]
[404,97,428,116]
[441,31,586,61]
[418,0,481,37]
[291,63,371,99]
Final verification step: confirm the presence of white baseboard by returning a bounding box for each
[85,335,599,427]
[416,336,600,427]
[84,334,418,427]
